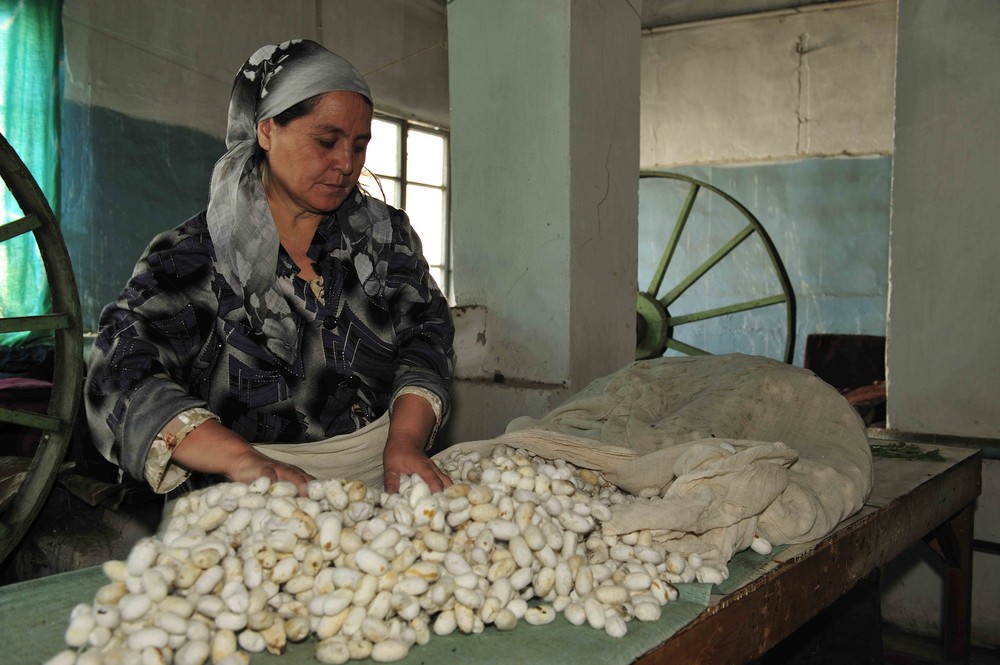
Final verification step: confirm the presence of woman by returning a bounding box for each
[85,40,454,496]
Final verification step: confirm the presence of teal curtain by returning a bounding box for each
[0,0,61,347]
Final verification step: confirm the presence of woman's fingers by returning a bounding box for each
[383,449,452,494]
[383,469,402,494]
[273,462,314,496]
[229,449,314,495]
[429,462,453,491]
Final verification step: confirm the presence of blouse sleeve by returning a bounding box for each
[145,407,221,493]
[385,207,456,421]
[85,217,218,484]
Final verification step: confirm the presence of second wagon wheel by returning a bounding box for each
[636,171,796,363]
[0,131,83,564]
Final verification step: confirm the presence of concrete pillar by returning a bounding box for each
[446,0,640,442]
[887,0,1000,439]
[882,0,1000,646]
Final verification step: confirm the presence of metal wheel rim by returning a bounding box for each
[0,131,83,563]
[636,171,797,364]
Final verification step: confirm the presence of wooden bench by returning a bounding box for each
[0,443,980,665]
[638,443,981,664]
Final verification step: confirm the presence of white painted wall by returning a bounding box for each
[640,0,895,168]
[886,0,1000,440]
[882,0,1000,646]
[62,0,449,137]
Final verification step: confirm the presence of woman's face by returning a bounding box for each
[257,90,372,218]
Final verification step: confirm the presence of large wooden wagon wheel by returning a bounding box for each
[0,132,83,563]
[636,171,796,363]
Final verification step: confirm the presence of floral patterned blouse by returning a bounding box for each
[85,191,454,487]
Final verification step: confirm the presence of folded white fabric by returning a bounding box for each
[253,412,389,490]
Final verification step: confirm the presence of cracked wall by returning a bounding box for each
[639,1,896,168]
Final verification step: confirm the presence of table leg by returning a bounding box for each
[926,502,974,664]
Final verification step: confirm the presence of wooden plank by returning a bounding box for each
[634,447,981,664]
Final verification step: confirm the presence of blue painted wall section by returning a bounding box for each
[638,157,890,366]
[61,102,224,331]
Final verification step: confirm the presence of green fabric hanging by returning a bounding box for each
[0,0,62,347]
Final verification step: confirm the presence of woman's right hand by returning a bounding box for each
[227,446,314,495]
[173,419,314,495]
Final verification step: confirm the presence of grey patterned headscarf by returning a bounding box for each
[207,39,372,366]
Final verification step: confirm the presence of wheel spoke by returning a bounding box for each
[668,294,790,326]
[666,338,710,356]
[0,405,60,432]
[647,182,700,296]
[0,214,40,242]
[0,312,70,334]
[660,223,756,307]
[638,172,796,364]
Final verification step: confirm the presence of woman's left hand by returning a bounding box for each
[382,392,452,493]
[383,437,452,494]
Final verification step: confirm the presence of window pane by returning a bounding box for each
[360,174,400,207]
[366,118,400,177]
[406,130,445,186]
[429,266,445,290]
[405,184,445,266]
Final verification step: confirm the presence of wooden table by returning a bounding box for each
[0,444,981,665]
[635,443,982,664]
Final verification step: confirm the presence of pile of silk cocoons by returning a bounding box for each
[48,444,746,665]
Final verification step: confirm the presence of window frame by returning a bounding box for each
[363,112,451,299]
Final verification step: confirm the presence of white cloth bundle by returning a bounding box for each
[437,354,873,571]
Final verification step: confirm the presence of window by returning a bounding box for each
[360,115,450,297]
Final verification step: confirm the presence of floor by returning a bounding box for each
[882,625,999,665]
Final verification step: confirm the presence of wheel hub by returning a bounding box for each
[636,292,671,360]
